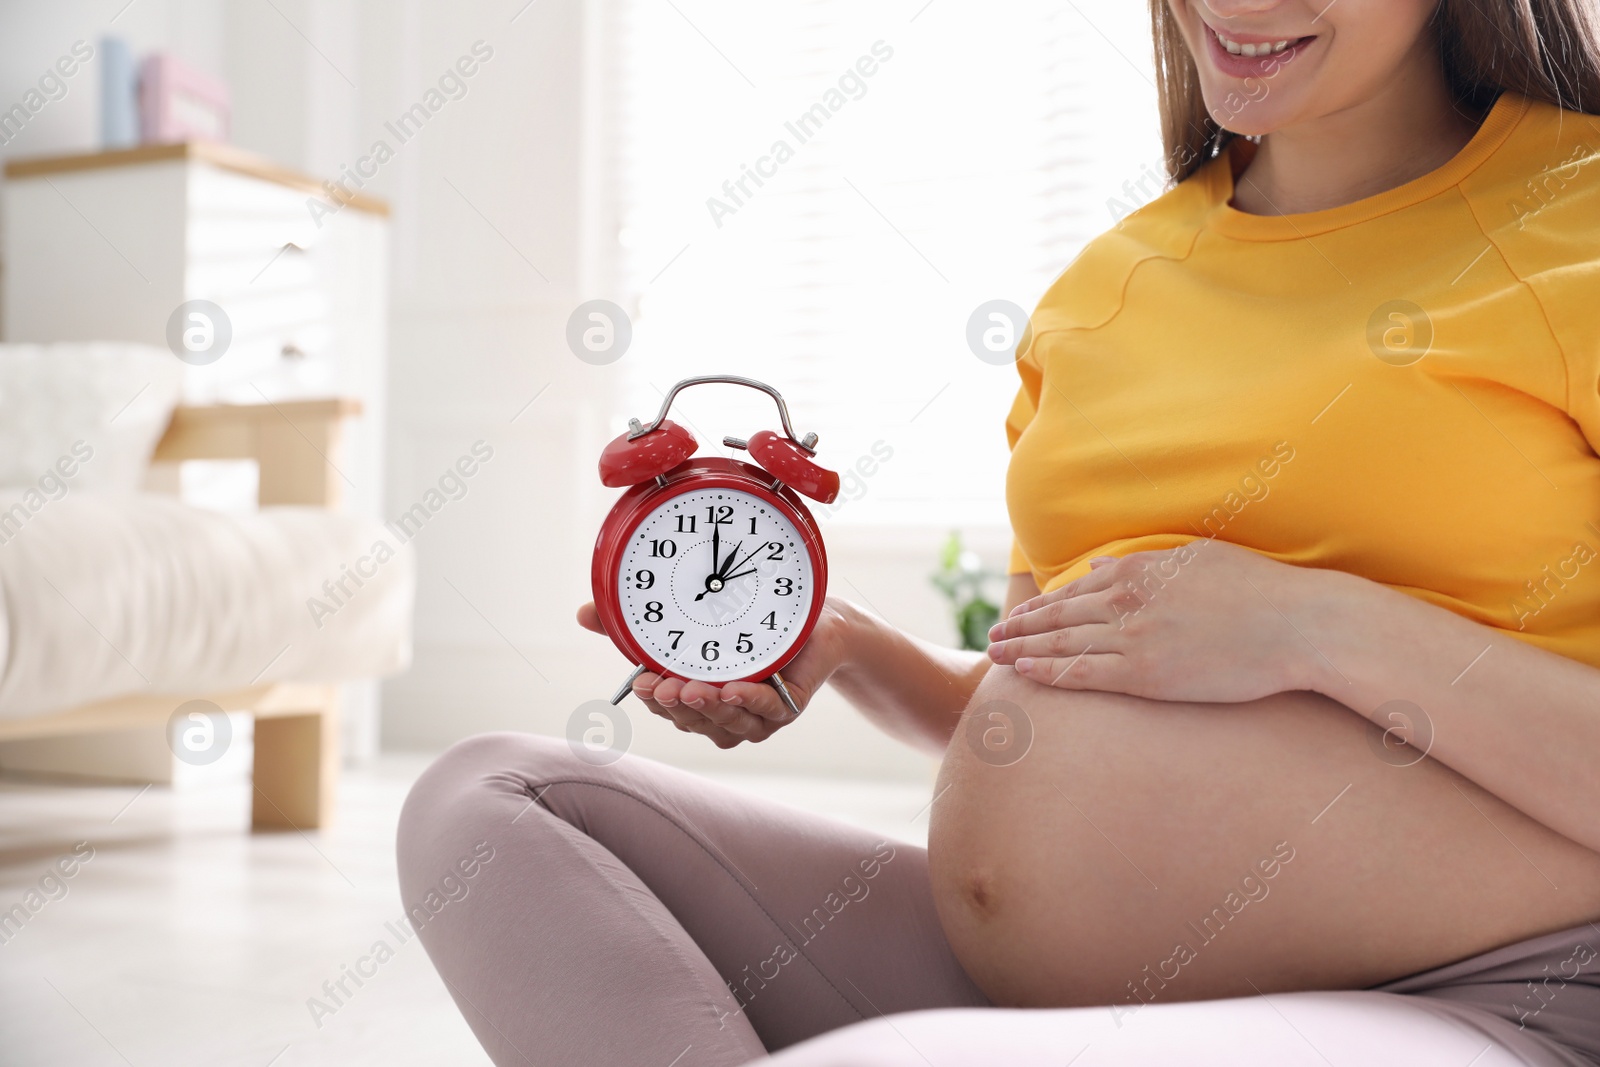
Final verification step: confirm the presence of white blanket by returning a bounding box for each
[0,492,413,720]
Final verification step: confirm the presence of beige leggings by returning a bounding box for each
[396,733,1600,1067]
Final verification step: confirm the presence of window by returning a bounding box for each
[610,0,1160,526]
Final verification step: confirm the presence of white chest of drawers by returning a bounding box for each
[2,141,390,520]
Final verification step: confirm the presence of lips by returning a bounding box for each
[1202,23,1316,78]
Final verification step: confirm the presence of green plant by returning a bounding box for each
[929,530,1004,651]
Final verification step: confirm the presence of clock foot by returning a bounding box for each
[610,664,649,705]
[769,671,802,719]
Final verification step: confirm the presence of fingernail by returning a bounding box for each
[987,643,1003,661]
[1016,657,1035,672]
[723,693,743,706]
[686,698,705,710]
[1009,604,1026,617]
[1088,556,1116,568]
[987,623,1003,639]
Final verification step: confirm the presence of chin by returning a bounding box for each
[1199,97,1297,140]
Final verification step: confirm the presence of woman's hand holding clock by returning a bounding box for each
[576,599,853,748]
[587,379,846,748]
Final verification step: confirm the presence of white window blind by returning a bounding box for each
[610,0,1160,527]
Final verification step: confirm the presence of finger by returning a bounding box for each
[1013,651,1131,690]
[989,623,1117,664]
[724,713,781,743]
[631,671,663,701]
[676,683,769,737]
[669,703,726,732]
[577,602,606,634]
[663,701,719,731]
[679,684,758,734]
[712,682,791,726]
[636,688,686,723]
[636,680,740,733]
[736,718,780,743]
[990,591,1116,641]
[651,676,686,708]
[677,681,723,710]
[635,682,684,724]
[1007,565,1119,618]
[720,680,800,723]
[696,700,765,736]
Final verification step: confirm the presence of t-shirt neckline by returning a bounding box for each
[1204,91,1529,240]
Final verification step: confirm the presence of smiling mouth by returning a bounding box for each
[1210,27,1307,57]
[1198,20,1318,76]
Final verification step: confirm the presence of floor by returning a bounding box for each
[0,753,936,1067]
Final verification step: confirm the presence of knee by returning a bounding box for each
[430,729,576,775]
[396,732,581,878]
[407,731,580,802]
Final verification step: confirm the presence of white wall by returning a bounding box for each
[0,1,225,157]
[0,0,1011,782]
[0,0,224,334]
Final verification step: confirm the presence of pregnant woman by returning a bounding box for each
[398,1,1600,1063]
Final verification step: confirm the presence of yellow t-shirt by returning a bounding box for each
[1006,92,1600,669]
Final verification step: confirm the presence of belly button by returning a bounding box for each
[962,869,1001,919]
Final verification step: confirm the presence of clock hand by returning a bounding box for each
[695,537,744,601]
[721,541,765,581]
[712,524,721,578]
[698,548,767,601]
[695,540,773,601]
[695,565,761,599]
[715,539,743,579]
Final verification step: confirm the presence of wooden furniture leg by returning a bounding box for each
[0,684,343,833]
[251,694,340,831]
[152,400,359,831]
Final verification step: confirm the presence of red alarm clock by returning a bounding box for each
[593,376,839,719]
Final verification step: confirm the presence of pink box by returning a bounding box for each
[139,53,230,143]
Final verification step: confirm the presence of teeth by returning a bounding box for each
[1215,30,1295,57]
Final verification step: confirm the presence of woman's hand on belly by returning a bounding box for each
[986,541,1327,704]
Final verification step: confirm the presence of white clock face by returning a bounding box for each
[617,487,816,682]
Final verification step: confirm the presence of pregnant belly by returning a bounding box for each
[928,667,1600,1009]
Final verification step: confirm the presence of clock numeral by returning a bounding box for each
[623,495,808,670]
